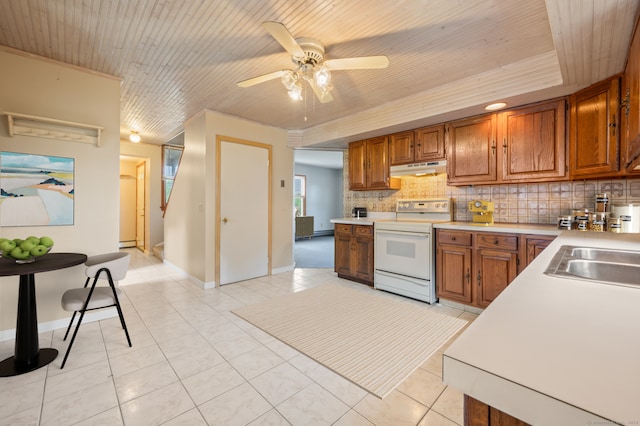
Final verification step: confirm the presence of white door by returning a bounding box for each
[219,141,269,284]
[136,162,145,251]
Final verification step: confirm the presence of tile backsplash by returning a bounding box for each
[342,155,640,224]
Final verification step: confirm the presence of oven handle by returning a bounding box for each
[375,230,430,238]
[375,270,429,286]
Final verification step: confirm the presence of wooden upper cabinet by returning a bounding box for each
[366,136,392,189]
[389,131,415,165]
[446,115,498,185]
[569,77,621,178]
[623,18,640,169]
[415,124,445,162]
[389,125,445,166]
[500,100,567,182]
[348,137,400,191]
[348,140,367,190]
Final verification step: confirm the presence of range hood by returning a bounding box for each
[390,160,447,177]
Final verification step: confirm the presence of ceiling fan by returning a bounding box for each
[237,21,390,103]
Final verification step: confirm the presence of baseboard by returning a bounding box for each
[161,259,215,289]
[0,308,117,343]
[272,264,295,274]
[119,241,136,248]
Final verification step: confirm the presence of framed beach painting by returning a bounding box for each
[0,151,74,226]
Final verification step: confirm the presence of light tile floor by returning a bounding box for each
[0,249,477,425]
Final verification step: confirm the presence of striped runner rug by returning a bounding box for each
[232,283,468,398]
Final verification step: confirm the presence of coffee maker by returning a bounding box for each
[469,200,494,225]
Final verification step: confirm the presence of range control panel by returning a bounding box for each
[396,198,451,214]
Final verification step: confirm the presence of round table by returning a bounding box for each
[0,252,87,376]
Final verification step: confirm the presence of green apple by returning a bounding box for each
[26,236,40,245]
[10,246,31,260]
[19,240,36,252]
[13,238,23,245]
[39,236,54,248]
[0,239,17,252]
[30,245,49,257]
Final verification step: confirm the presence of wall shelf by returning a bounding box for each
[4,112,104,146]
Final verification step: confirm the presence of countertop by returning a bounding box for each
[443,230,640,425]
[434,221,561,235]
[330,212,396,225]
[331,218,562,235]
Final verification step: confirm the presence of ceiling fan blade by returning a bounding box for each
[237,70,286,88]
[308,80,333,103]
[324,55,389,70]
[262,21,305,59]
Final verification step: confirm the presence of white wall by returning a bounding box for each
[0,48,120,333]
[119,141,163,252]
[164,110,293,286]
[294,164,343,232]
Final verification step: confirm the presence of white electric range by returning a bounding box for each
[374,198,452,303]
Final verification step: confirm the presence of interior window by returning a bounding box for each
[162,144,183,211]
[294,174,306,217]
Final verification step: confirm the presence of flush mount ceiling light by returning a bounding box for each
[485,102,507,111]
[129,131,141,143]
[237,21,389,104]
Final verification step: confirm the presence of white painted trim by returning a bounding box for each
[272,263,295,274]
[162,258,215,289]
[0,308,117,342]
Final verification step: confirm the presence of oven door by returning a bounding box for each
[374,229,431,279]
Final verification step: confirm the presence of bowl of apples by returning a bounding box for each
[0,236,54,264]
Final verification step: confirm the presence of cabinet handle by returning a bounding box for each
[491,141,496,155]
[451,236,456,241]
[465,269,470,284]
[610,115,616,136]
[477,271,481,285]
[494,239,499,245]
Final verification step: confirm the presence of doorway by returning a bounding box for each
[119,156,148,251]
[216,137,271,285]
[136,162,146,252]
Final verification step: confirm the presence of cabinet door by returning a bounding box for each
[415,124,445,162]
[447,115,497,184]
[334,232,352,276]
[476,248,518,308]
[523,235,555,272]
[623,20,640,169]
[500,100,567,182]
[366,136,391,189]
[437,244,473,303]
[352,234,374,282]
[348,140,367,190]
[389,131,415,165]
[570,78,620,178]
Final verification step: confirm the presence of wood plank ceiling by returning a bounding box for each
[0,0,639,147]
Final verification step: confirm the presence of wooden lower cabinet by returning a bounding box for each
[437,230,473,303]
[465,395,530,426]
[436,229,555,308]
[334,223,374,284]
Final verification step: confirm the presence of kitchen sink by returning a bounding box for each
[544,245,640,288]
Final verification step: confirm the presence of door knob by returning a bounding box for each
[222,217,228,223]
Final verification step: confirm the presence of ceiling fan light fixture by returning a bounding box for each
[281,70,299,90]
[314,66,331,90]
[288,84,303,100]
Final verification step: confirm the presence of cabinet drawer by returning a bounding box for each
[354,225,373,236]
[476,233,519,251]
[335,224,352,234]
[437,230,472,246]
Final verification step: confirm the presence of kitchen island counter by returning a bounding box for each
[443,230,640,424]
